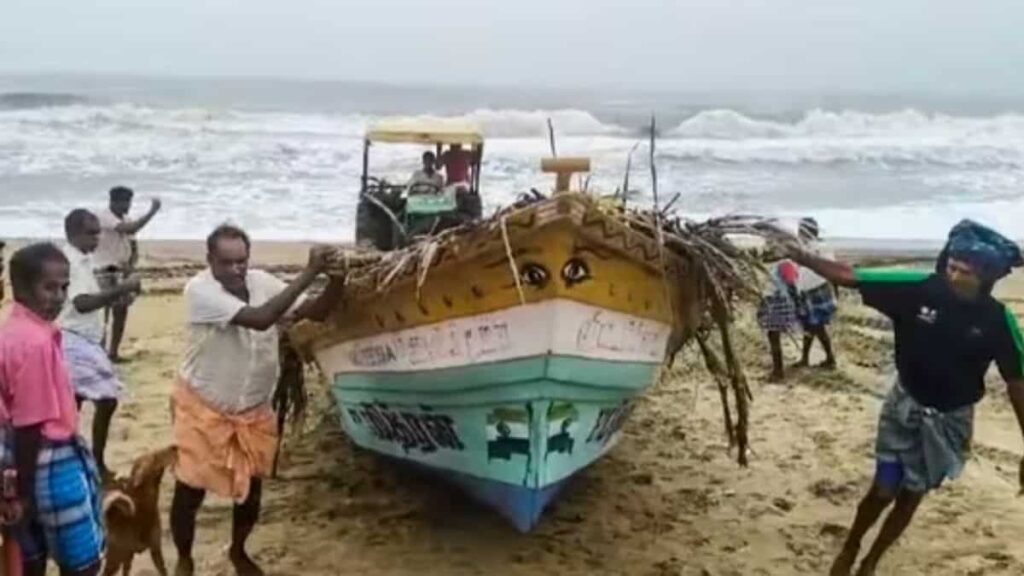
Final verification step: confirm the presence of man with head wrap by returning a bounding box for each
[793,217,838,369]
[786,219,1024,576]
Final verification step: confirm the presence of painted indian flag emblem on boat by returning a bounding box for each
[545,402,579,458]
[487,407,530,462]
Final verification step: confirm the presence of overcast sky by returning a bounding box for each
[2,0,1022,92]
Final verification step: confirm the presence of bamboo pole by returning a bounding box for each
[619,141,640,207]
[547,118,557,157]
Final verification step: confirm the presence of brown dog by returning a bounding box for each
[102,446,177,576]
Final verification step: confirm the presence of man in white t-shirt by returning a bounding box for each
[408,151,444,191]
[793,217,838,369]
[59,208,141,478]
[170,224,335,576]
[94,186,162,363]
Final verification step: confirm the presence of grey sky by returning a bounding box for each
[2,0,1022,92]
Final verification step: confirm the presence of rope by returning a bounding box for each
[648,116,676,322]
[500,215,526,305]
[361,192,407,240]
[416,240,439,302]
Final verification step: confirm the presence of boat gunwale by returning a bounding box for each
[336,194,688,301]
[290,194,698,356]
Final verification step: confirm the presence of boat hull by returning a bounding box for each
[314,299,667,530]
[297,194,701,530]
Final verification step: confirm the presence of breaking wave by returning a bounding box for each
[672,108,1024,140]
[0,103,626,139]
[661,108,1024,167]
[0,92,93,110]
[3,99,1024,241]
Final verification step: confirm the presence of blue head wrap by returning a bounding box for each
[938,219,1022,281]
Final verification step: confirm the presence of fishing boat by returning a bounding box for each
[290,121,708,531]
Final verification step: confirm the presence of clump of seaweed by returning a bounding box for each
[615,208,795,465]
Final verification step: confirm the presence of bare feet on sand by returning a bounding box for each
[230,548,266,576]
[854,560,877,576]
[99,466,118,486]
[174,557,194,576]
[829,545,859,576]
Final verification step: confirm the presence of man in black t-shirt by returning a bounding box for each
[788,219,1024,576]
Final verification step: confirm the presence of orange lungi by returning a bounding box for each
[171,381,277,502]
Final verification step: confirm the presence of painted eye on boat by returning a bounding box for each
[562,258,591,286]
[520,263,549,288]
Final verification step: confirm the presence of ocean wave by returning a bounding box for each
[0,104,632,177]
[654,141,1024,169]
[2,104,366,137]
[0,92,92,110]
[12,102,1024,147]
[420,108,627,138]
[0,103,626,139]
[671,108,1024,141]
[654,108,1024,167]
[2,102,1024,185]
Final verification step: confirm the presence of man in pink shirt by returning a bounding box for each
[437,144,474,186]
[0,243,104,576]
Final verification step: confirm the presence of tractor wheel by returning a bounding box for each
[355,199,396,251]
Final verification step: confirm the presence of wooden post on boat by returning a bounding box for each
[360,139,370,194]
[540,157,590,195]
[546,118,557,158]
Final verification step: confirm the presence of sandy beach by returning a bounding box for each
[4,4,1024,574]
[16,240,1024,575]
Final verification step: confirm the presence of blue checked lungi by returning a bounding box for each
[797,284,837,328]
[757,292,799,333]
[0,427,105,571]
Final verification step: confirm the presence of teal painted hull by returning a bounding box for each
[329,354,658,528]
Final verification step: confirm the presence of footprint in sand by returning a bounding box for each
[808,478,860,506]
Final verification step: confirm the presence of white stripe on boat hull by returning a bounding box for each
[317,299,672,374]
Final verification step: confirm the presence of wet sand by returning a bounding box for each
[51,241,1024,575]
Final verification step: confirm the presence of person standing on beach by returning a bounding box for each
[0,243,106,576]
[757,259,800,381]
[437,143,474,186]
[793,218,838,369]
[94,186,162,363]
[169,225,334,576]
[786,219,1024,576]
[59,209,142,479]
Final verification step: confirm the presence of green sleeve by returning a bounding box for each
[996,307,1024,380]
[853,268,930,319]
[853,268,931,284]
